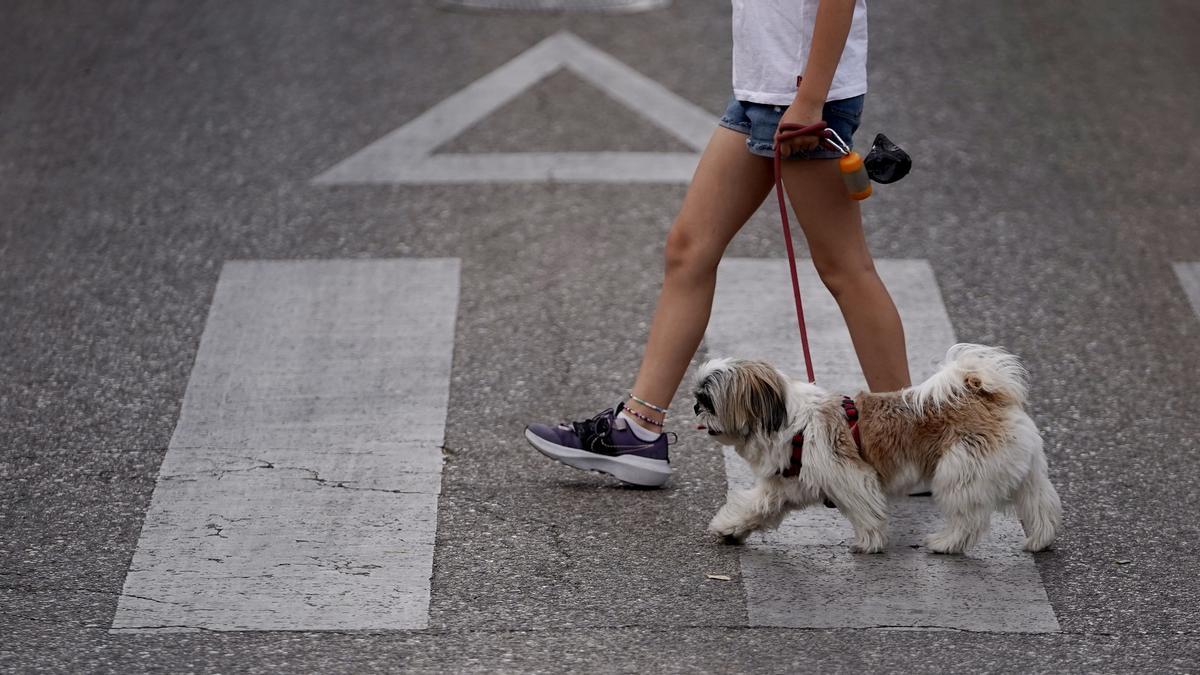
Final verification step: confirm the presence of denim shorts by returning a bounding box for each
[718,94,864,160]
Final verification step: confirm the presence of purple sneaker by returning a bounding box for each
[524,403,672,487]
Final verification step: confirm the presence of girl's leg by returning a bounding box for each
[780,159,911,392]
[624,127,775,425]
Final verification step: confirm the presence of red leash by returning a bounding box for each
[772,121,833,384]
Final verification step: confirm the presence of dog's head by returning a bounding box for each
[693,358,790,444]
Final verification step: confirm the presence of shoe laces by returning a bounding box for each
[569,408,616,450]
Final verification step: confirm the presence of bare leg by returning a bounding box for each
[781,159,911,392]
[624,128,775,424]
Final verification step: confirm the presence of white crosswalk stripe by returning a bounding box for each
[707,258,1060,632]
[111,259,459,632]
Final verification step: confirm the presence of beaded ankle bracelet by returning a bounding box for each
[623,403,664,428]
[628,393,669,415]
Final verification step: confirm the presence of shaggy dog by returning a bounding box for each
[694,344,1061,554]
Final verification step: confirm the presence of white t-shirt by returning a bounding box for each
[731,0,868,105]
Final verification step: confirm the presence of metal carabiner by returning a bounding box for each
[821,128,852,156]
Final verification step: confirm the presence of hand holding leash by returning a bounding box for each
[775,100,825,155]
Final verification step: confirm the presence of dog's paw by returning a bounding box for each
[924,531,966,555]
[708,526,750,545]
[707,521,750,545]
[849,533,887,554]
[708,511,754,544]
[850,541,885,554]
[1022,537,1054,553]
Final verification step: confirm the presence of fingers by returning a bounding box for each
[777,138,820,158]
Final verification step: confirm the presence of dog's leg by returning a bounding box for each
[1011,419,1062,552]
[927,441,1017,554]
[926,499,991,554]
[824,467,889,553]
[708,481,789,544]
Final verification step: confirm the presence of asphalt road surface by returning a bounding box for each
[2,1,1199,672]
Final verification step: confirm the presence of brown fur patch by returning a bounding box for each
[847,389,1016,491]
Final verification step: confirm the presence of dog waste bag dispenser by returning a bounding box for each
[839,150,872,201]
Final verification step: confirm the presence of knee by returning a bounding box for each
[812,254,879,300]
[664,221,721,279]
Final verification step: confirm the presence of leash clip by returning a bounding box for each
[821,128,852,156]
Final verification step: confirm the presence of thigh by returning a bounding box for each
[672,126,775,253]
[779,159,875,273]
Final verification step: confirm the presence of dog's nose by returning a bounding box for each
[693,402,701,415]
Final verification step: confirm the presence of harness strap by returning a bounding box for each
[780,396,861,478]
[781,432,806,478]
[842,395,861,449]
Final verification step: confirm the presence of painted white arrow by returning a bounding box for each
[314,31,714,184]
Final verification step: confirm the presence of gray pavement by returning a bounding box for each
[2,0,1199,672]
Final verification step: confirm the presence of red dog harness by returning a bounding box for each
[781,396,861,478]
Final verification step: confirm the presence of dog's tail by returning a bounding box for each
[904,343,1029,410]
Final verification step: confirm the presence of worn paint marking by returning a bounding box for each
[111,259,458,632]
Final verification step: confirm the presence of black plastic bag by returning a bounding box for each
[864,133,912,184]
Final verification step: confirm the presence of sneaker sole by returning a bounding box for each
[524,427,672,488]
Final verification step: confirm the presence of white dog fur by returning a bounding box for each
[694,344,1062,554]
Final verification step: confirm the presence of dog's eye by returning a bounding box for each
[695,391,714,412]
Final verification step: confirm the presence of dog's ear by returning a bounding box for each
[729,361,788,436]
